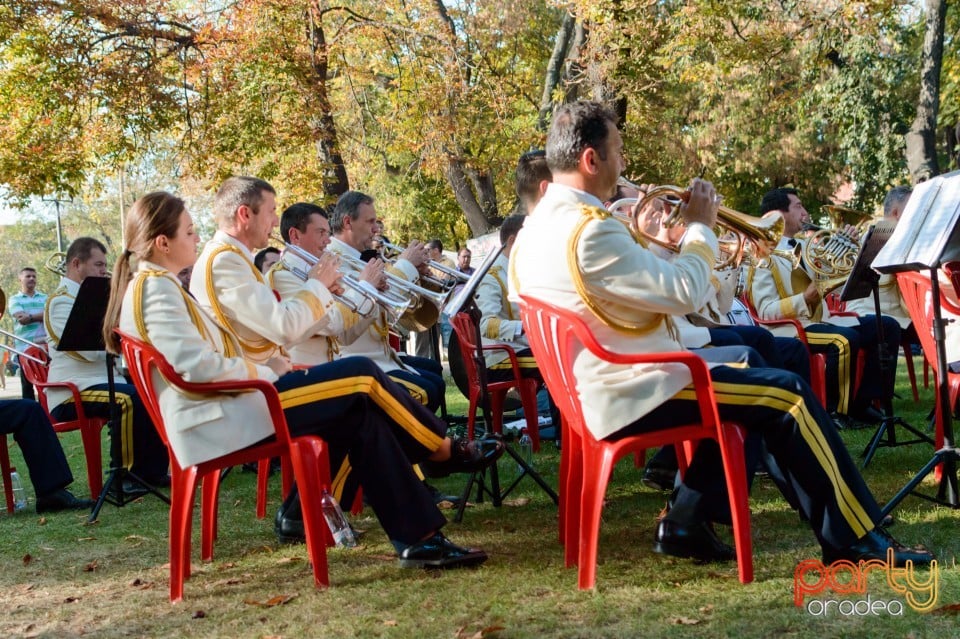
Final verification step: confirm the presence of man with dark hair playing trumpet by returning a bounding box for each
[509,99,930,567]
[747,187,901,427]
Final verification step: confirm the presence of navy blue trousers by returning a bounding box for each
[616,359,881,550]
[389,354,446,413]
[708,326,811,383]
[1,399,74,496]
[276,356,448,545]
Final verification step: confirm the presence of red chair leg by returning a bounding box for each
[200,470,222,562]
[79,421,104,499]
[717,424,753,584]
[577,447,616,590]
[170,467,199,603]
[288,438,330,589]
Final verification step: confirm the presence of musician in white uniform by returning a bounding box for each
[118,187,499,568]
[509,100,929,567]
[45,237,168,489]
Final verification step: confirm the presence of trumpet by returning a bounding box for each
[0,287,49,365]
[275,239,412,326]
[608,185,784,270]
[337,252,451,332]
[378,240,470,289]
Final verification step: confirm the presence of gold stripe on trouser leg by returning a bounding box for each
[675,381,873,538]
[389,376,429,406]
[807,331,853,414]
[278,375,444,452]
[331,457,352,503]
[79,390,136,470]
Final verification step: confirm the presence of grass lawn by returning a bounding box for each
[2,357,959,638]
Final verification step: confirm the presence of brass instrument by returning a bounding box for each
[607,185,784,270]
[337,252,451,332]
[274,238,412,326]
[45,251,67,276]
[378,240,470,289]
[821,204,873,233]
[800,218,862,297]
[0,287,49,365]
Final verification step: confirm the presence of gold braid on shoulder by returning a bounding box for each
[568,205,673,338]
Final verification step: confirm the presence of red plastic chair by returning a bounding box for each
[898,269,960,473]
[1,436,13,513]
[450,312,541,451]
[739,296,830,409]
[116,330,332,602]
[517,295,752,589]
[20,346,107,500]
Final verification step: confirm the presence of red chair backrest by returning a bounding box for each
[21,346,55,413]
[450,313,483,389]
[897,270,960,377]
[516,295,722,443]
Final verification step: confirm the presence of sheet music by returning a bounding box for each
[873,171,960,272]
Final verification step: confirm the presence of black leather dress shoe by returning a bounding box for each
[641,466,677,492]
[653,519,736,562]
[35,489,95,514]
[275,508,306,545]
[823,527,933,567]
[421,437,505,478]
[398,533,488,569]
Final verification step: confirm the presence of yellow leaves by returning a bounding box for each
[244,594,298,607]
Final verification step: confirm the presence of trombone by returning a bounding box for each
[0,287,49,365]
[275,239,412,326]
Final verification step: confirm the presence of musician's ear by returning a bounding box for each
[154,234,170,254]
[235,204,252,226]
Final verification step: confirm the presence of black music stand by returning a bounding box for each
[872,171,960,514]
[444,245,559,523]
[55,276,170,522]
[839,221,932,467]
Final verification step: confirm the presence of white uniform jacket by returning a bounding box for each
[327,236,418,373]
[746,237,859,337]
[190,230,334,364]
[267,250,373,366]
[508,183,720,441]
[844,273,911,328]
[120,263,277,467]
[44,276,110,407]
[476,252,529,367]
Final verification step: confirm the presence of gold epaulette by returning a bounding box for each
[569,206,669,337]
[203,244,276,355]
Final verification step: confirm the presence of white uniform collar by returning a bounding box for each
[329,236,361,259]
[213,229,256,262]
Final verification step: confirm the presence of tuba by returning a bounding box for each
[608,185,784,270]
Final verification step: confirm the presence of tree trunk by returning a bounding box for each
[538,12,576,132]
[445,158,498,236]
[905,0,946,183]
[307,7,350,199]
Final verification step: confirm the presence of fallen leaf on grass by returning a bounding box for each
[244,594,298,607]
[670,617,701,625]
[22,554,32,566]
[503,498,530,507]
[698,605,714,614]
[83,561,98,572]
[276,557,302,564]
[64,596,79,603]
[436,500,457,510]
[37,517,46,526]
[383,620,398,626]
[454,625,505,638]
[129,578,154,590]
[192,610,206,619]
[77,537,96,541]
